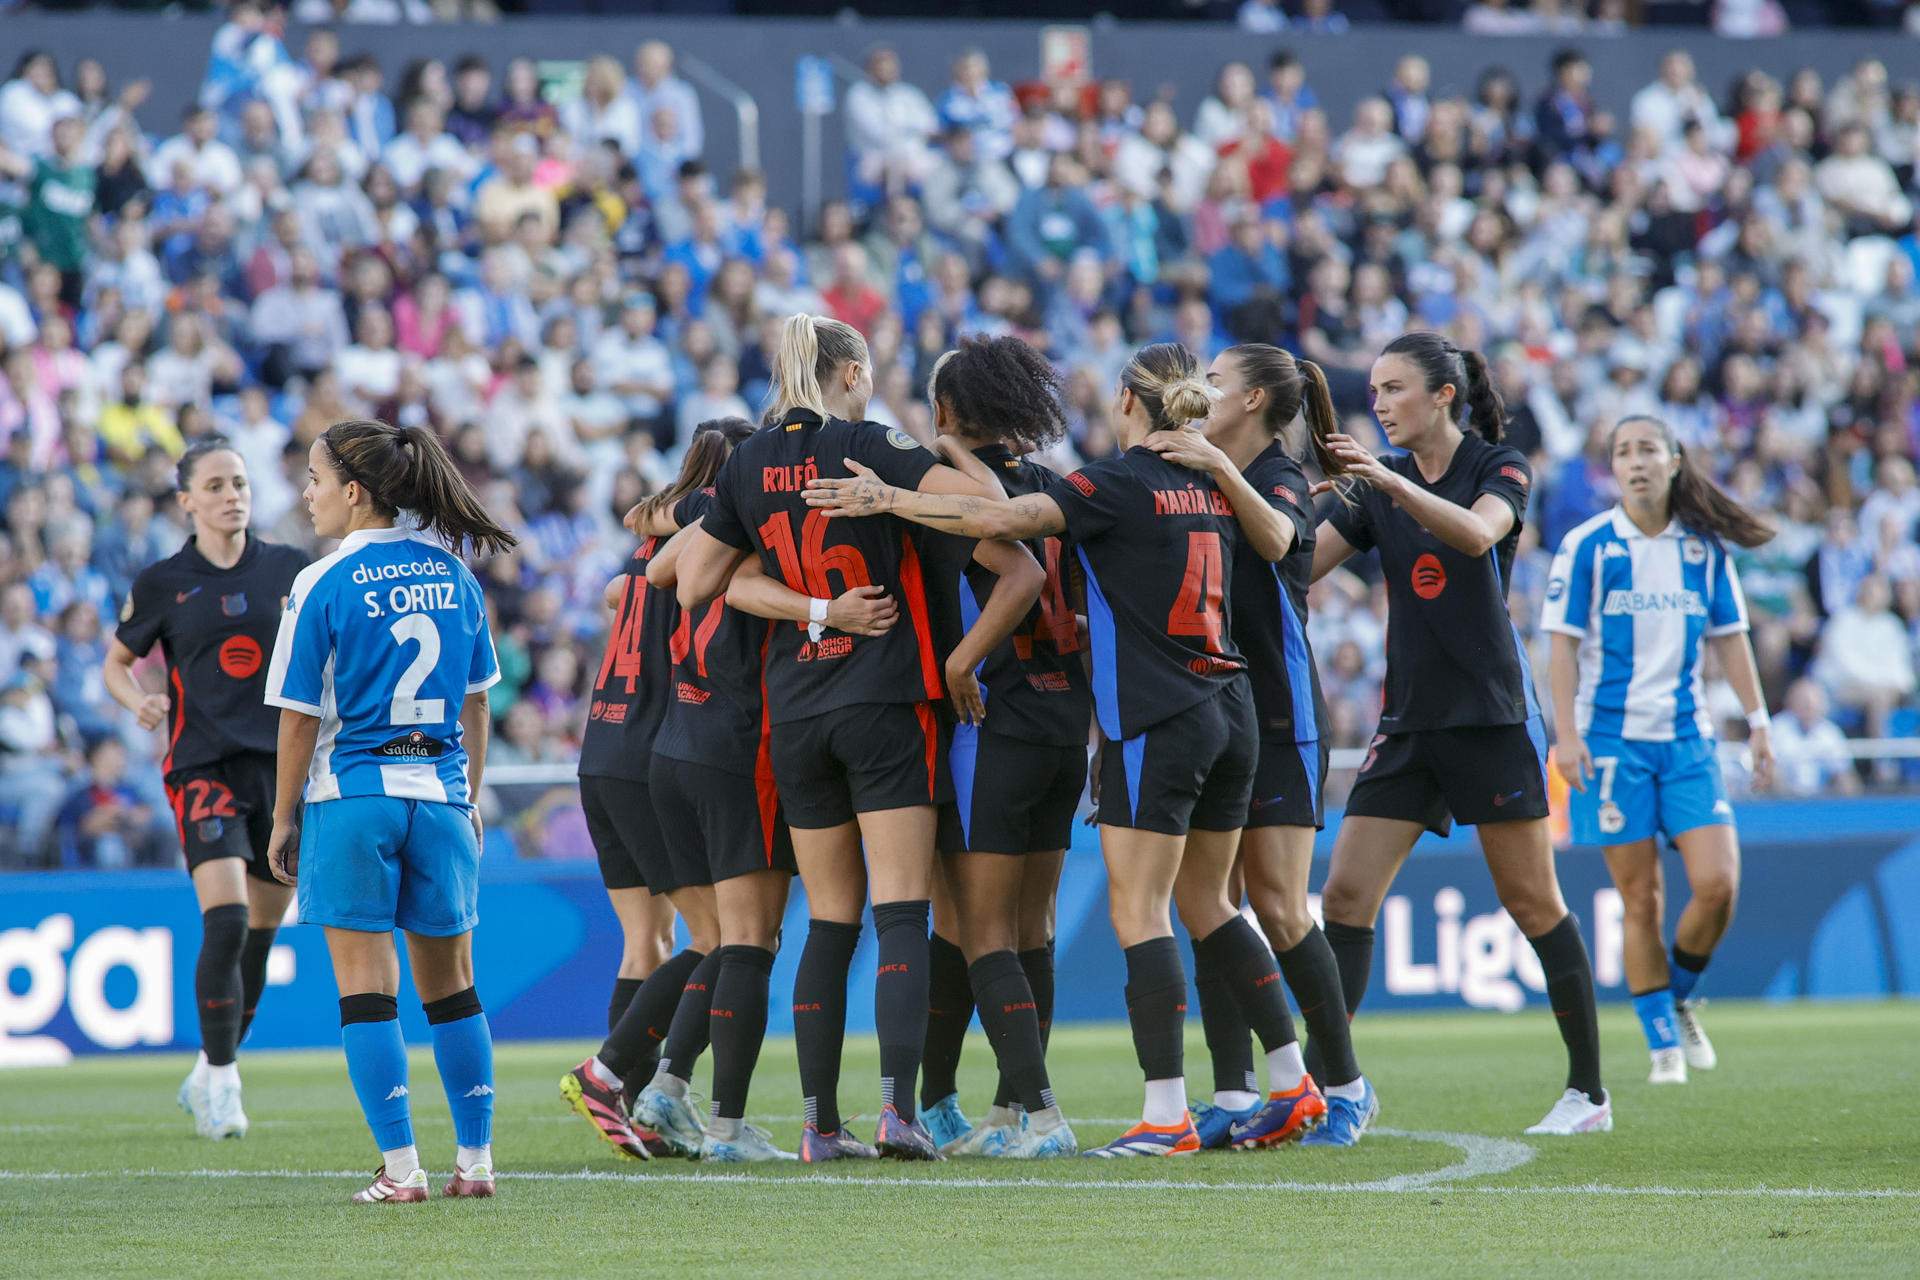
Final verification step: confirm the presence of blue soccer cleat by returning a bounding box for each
[1083,1115,1202,1158]
[1190,1098,1259,1150]
[1301,1077,1378,1148]
[920,1093,973,1151]
[1229,1077,1326,1149]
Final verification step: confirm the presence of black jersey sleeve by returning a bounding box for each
[1045,460,1129,542]
[675,487,714,527]
[701,453,752,550]
[1324,479,1377,552]
[114,564,167,658]
[1473,445,1533,525]
[845,422,941,491]
[1248,451,1314,552]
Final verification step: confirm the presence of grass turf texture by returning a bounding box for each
[3,1000,1914,1278]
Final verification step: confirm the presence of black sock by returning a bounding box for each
[709,945,774,1122]
[1277,926,1359,1088]
[608,977,643,1035]
[968,950,1053,1114]
[920,932,973,1108]
[1528,914,1605,1104]
[1122,937,1187,1083]
[1197,917,1297,1058]
[996,942,1056,1108]
[196,905,248,1067]
[238,925,276,1042]
[1191,934,1256,1095]
[598,949,704,1081]
[872,900,931,1121]
[793,918,860,1133]
[1308,920,1376,1086]
[657,950,721,1083]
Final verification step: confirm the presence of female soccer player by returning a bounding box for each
[105,437,307,1141]
[905,338,1089,1160]
[674,315,1041,1162]
[264,419,517,1203]
[1310,332,1610,1136]
[1145,343,1376,1148]
[1543,414,1774,1085]
[808,343,1314,1159]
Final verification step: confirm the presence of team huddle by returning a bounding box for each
[112,312,1774,1198]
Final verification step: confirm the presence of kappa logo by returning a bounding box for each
[1601,543,1630,559]
[463,1084,494,1098]
[384,1085,409,1101]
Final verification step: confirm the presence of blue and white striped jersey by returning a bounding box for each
[1541,507,1748,742]
[264,526,500,806]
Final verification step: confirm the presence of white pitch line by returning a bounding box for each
[0,1167,1912,1200]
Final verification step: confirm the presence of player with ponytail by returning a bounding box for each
[1311,332,1613,1137]
[1544,413,1773,1086]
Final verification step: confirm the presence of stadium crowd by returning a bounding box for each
[1,13,1917,869]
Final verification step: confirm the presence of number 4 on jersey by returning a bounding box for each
[1167,532,1227,653]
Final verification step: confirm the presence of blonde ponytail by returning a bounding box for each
[766,312,869,421]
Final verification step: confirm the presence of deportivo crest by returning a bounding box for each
[220,592,248,617]
[1682,538,1707,565]
[885,427,920,450]
[1597,801,1625,836]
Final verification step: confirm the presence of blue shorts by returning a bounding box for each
[1569,735,1732,847]
[297,796,480,937]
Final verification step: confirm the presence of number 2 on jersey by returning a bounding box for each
[388,613,447,725]
[1167,532,1227,653]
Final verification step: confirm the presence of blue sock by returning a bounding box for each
[1631,988,1679,1052]
[1669,946,1708,1003]
[340,993,413,1152]
[426,987,493,1149]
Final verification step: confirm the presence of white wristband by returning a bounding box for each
[808,597,829,643]
[1746,708,1771,731]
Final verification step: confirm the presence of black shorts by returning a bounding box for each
[940,728,1086,855]
[1246,736,1330,830]
[1096,680,1257,836]
[770,701,949,830]
[1345,721,1550,836]
[651,753,797,885]
[165,753,276,882]
[579,773,669,893]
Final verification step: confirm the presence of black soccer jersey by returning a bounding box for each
[1047,448,1249,742]
[652,489,775,778]
[1233,442,1328,744]
[702,408,943,725]
[116,535,307,775]
[956,444,1092,748]
[1325,431,1537,734]
[578,531,678,781]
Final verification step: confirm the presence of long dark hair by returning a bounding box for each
[1610,415,1773,548]
[632,417,756,528]
[322,419,519,557]
[1379,331,1507,442]
[1224,343,1346,482]
[1121,342,1212,430]
[927,335,1067,452]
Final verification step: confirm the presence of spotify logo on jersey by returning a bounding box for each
[219,635,263,679]
[1411,553,1448,600]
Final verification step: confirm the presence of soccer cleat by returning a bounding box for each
[873,1104,942,1161]
[1230,1077,1327,1150]
[1676,999,1717,1070]
[700,1123,798,1163]
[1648,1047,1688,1085]
[203,1075,249,1140]
[1302,1078,1378,1148]
[999,1118,1079,1158]
[443,1163,496,1198]
[943,1118,1019,1158]
[920,1093,973,1151]
[350,1165,430,1204]
[178,1065,210,1136]
[1083,1115,1202,1158]
[633,1084,706,1157]
[1524,1088,1613,1135]
[798,1122,879,1163]
[559,1061,654,1160]
[1189,1098,1259,1150]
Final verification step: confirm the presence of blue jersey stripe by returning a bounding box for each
[949,720,980,848]
[1272,565,1319,743]
[1673,542,1712,732]
[1121,733,1147,825]
[1077,547,1122,742]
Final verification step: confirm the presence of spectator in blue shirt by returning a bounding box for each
[939,50,1017,162]
[1207,212,1289,315]
[55,735,163,869]
[1006,154,1112,290]
[28,522,113,620]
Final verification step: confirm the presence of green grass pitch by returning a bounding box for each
[4,1000,1915,1277]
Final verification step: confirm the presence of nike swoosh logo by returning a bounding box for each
[1250,795,1286,810]
[176,587,202,603]
[1492,789,1523,807]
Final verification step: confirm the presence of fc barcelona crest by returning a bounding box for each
[221,593,248,617]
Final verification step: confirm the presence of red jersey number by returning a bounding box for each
[1013,537,1081,660]
[1167,532,1227,654]
[757,510,873,630]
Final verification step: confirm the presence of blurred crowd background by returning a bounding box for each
[2,1,1918,869]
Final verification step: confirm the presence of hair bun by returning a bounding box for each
[1161,376,1214,425]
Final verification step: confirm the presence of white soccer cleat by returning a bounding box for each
[1676,1000,1717,1070]
[1524,1088,1612,1135]
[204,1076,249,1140]
[943,1119,1020,1158]
[1648,1048,1688,1085]
[178,1064,211,1135]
